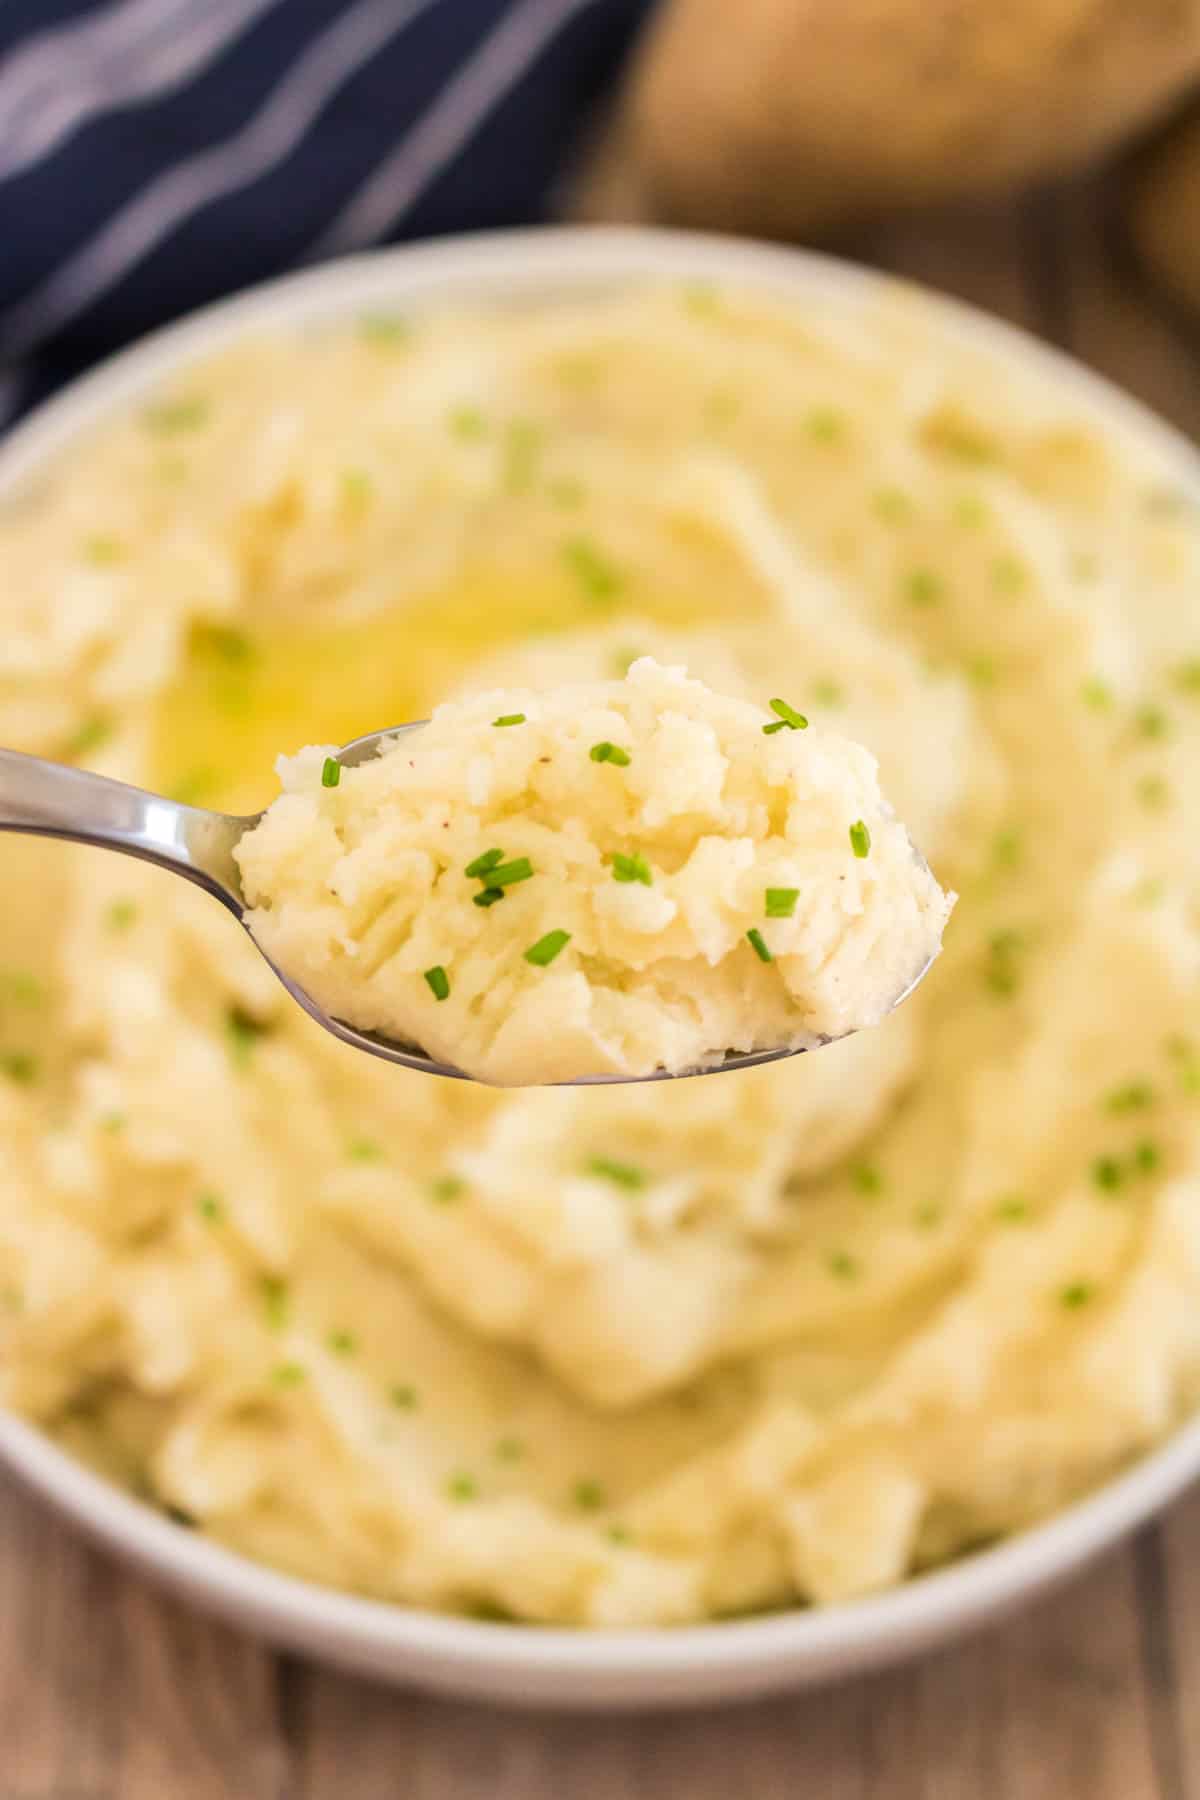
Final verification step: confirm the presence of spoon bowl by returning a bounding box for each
[0,731,934,1084]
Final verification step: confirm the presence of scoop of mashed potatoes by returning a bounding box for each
[235,658,953,1084]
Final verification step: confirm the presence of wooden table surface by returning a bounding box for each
[4,183,1200,1800]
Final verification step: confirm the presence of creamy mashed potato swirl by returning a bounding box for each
[1,281,1200,1625]
[236,658,952,1084]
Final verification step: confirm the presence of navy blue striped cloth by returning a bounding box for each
[0,0,653,421]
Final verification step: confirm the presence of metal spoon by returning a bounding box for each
[0,729,934,1085]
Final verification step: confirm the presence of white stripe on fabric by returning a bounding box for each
[313,0,598,258]
[0,0,285,183]
[0,0,439,362]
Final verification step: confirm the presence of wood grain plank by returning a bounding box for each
[286,1546,1163,1800]
[0,1470,290,1800]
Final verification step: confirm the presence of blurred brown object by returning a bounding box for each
[1125,104,1200,329]
[573,0,1200,237]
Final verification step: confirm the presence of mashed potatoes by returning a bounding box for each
[1,280,1199,1625]
[236,658,952,1084]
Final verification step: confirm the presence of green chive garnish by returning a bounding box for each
[389,1383,418,1409]
[430,1175,465,1204]
[1,1052,37,1085]
[273,1363,306,1389]
[572,1479,607,1512]
[1133,1140,1161,1175]
[327,1329,357,1356]
[589,741,631,766]
[994,1195,1030,1223]
[746,928,773,964]
[849,820,871,858]
[851,1163,882,1196]
[197,1192,223,1223]
[487,858,534,889]
[524,929,571,967]
[1091,1156,1124,1192]
[904,568,943,607]
[226,1007,266,1070]
[259,1275,289,1330]
[424,966,450,1002]
[762,697,808,734]
[446,1472,478,1502]
[562,536,623,602]
[1103,1081,1155,1115]
[612,852,652,886]
[465,847,505,878]
[585,1156,646,1191]
[494,1436,525,1463]
[765,887,799,918]
[347,1136,384,1163]
[1081,677,1114,711]
[321,756,341,789]
[473,887,505,908]
[448,403,487,441]
[144,397,208,434]
[1059,1282,1093,1310]
[826,1250,859,1280]
[492,713,525,727]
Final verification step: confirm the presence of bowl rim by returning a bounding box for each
[3,223,1199,1703]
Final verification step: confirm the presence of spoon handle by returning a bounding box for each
[0,747,249,911]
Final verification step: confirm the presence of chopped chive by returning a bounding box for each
[197,1192,223,1222]
[1133,1140,1161,1176]
[446,1472,478,1502]
[548,475,586,509]
[612,851,652,886]
[746,928,773,964]
[1,1052,37,1085]
[851,1163,882,1196]
[951,493,989,528]
[826,1250,859,1280]
[904,568,943,607]
[81,533,123,565]
[320,756,341,789]
[66,715,113,757]
[346,1136,384,1163]
[340,469,372,510]
[1172,659,1200,695]
[1103,1081,1155,1115]
[1135,773,1169,810]
[913,1201,944,1231]
[389,1383,418,1410]
[1,969,44,1005]
[812,678,843,707]
[259,1275,289,1330]
[991,827,1023,871]
[358,313,410,347]
[761,697,808,734]
[424,966,450,1002]
[502,418,542,492]
[524,929,570,967]
[765,887,799,919]
[465,847,505,879]
[991,554,1026,594]
[225,1007,266,1070]
[994,1195,1030,1223]
[494,1436,525,1464]
[607,1523,632,1546]
[492,713,525,728]
[473,886,505,908]
[1091,1155,1124,1193]
[273,1362,306,1389]
[562,536,623,603]
[572,1478,607,1512]
[99,1111,126,1133]
[967,655,997,689]
[448,403,487,441]
[1135,704,1170,741]
[589,741,631,766]
[849,820,871,859]
[1081,677,1114,712]
[430,1175,465,1204]
[1059,1282,1093,1310]
[585,1155,646,1191]
[327,1329,357,1356]
[871,486,913,524]
[487,858,534,888]
[143,397,208,433]
[804,406,845,444]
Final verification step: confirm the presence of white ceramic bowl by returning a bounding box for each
[2,227,1199,1712]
